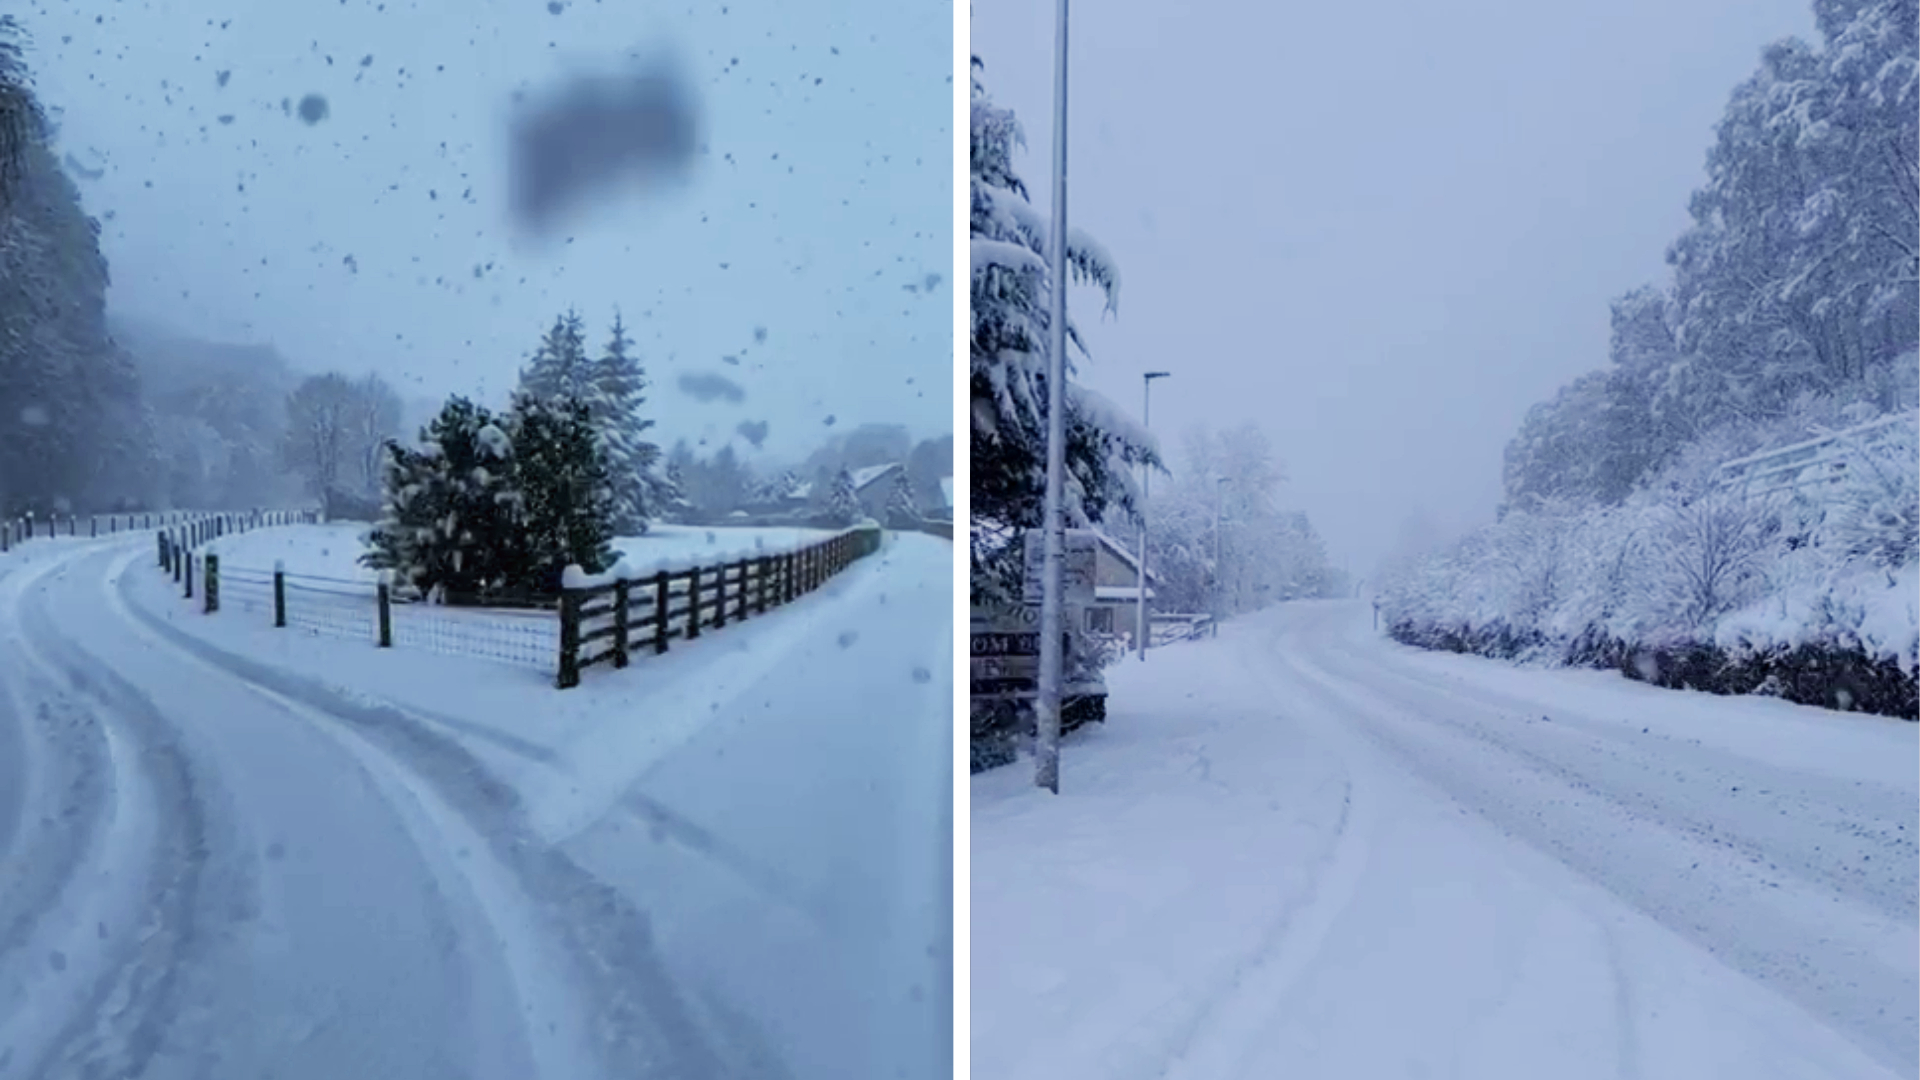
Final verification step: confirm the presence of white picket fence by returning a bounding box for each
[1713,411,1917,500]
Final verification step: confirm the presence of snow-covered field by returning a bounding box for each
[973,601,1917,1080]
[203,521,833,585]
[0,527,951,1079]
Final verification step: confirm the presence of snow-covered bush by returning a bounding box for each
[1380,413,1918,716]
[361,392,615,604]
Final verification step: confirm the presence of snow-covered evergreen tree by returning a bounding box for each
[826,466,860,526]
[506,391,615,592]
[885,466,919,526]
[589,312,661,535]
[970,55,1158,602]
[361,396,523,602]
[517,310,593,404]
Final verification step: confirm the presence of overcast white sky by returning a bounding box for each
[24,0,950,467]
[972,0,1817,577]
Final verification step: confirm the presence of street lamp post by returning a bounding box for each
[1136,371,1169,661]
[1213,477,1227,637]
[1033,0,1072,795]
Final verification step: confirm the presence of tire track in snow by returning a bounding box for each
[0,540,228,1080]
[1315,627,1917,924]
[1155,625,1378,1080]
[1269,608,1916,1077]
[107,548,750,1080]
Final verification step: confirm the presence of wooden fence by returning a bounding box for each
[157,517,884,689]
[154,510,322,604]
[1,507,313,553]
[1714,410,1917,500]
[557,523,885,688]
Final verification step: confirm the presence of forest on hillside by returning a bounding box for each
[1381,0,1918,718]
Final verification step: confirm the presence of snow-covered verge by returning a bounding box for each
[1380,417,1918,719]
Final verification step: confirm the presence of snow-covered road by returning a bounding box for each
[0,530,951,1080]
[973,600,1916,1080]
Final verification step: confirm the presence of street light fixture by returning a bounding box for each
[1214,477,1228,637]
[1033,0,1073,795]
[1136,370,1170,661]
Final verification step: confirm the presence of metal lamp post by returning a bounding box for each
[1213,477,1228,637]
[1034,0,1073,794]
[1136,370,1170,661]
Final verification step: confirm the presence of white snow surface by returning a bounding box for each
[1716,561,1920,669]
[0,529,951,1079]
[973,600,1917,1080]
[198,521,827,588]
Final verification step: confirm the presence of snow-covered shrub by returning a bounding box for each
[507,391,616,596]
[1659,492,1778,632]
[825,467,860,526]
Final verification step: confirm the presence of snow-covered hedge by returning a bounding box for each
[1380,415,1919,718]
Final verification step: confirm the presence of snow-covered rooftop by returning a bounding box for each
[851,462,901,491]
[1091,528,1159,583]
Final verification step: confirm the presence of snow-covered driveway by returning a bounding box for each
[0,530,951,1080]
[973,600,1916,1080]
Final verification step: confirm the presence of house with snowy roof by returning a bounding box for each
[849,462,905,521]
[1087,529,1161,645]
[928,476,953,522]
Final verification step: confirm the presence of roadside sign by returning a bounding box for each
[972,632,1040,657]
[1021,528,1096,605]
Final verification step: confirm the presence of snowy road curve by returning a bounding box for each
[973,600,1917,1080]
[1,532,951,1080]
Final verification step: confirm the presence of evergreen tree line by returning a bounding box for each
[0,24,317,518]
[0,18,156,516]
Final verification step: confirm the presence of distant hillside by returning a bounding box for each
[111,318,306,509]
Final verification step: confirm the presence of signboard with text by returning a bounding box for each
[1021,528,1097,605]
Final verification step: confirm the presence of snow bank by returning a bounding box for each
[1717,562,1920,670]
[559,524,861,590]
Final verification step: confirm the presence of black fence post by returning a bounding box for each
[556,590,580,688]
[377,580,393,648]
[612,580,631,669]
[205,554,219,614]
[157,531,166,568]
[712,562,728,630]
[184,552,195,600]
[653,571,671,654]
[686,565,702,640]
[173,537,183,582]
[273,561,287,628]
[89,516,96,538]
[732,561,748,622]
